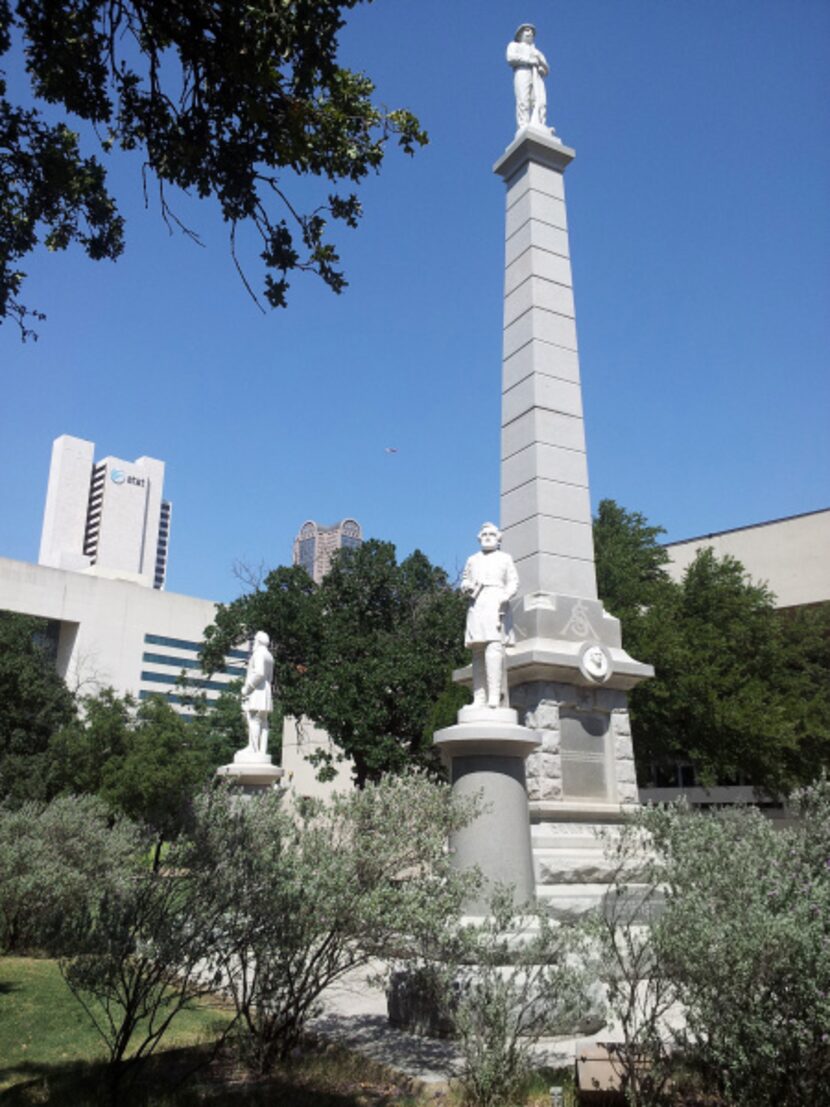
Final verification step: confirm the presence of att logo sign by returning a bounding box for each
[110,469,146,488]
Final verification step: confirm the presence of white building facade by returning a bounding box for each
[39,435,172,590]
[0,434,242,714]
[664,508,830,609]
[0,556,244,711]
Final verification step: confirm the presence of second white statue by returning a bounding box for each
[461,523,519,709]
[241,630,274,756]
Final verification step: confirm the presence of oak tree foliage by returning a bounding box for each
[0,610,75,802]
[593,498,830,793]
[201,540,468,786]
[0,0,427,335]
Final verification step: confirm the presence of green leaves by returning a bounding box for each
[0,793,142,952]
[201,542,467,786]
[594,500,830,794]
[0,612,76,801]
[1,0,426,333]
[183,772,477,1072]
[641,792,830,1106]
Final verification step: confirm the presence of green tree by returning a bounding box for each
[46,686,132,798]
[593,500,830,793]
[1,0,426,336]
[100,695,215,866]
[593,499,673,635]
[446,891,596,1107]
[0,793,141,952]
[57,837,228,1099]
[202,541,468,786]
[633,549,806,790]
[184,682,249,768]
[202,563,321,725]
[645,790,830,1107]
[0,611,75,803]
[185,772,478,1074]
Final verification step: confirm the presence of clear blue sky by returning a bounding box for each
[1,0,828,603]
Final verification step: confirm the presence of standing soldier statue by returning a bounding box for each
[507,22,550,131]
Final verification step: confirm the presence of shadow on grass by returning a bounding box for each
[0,982,19,996]
[0,1041,424,1106]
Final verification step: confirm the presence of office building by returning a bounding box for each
[0,435,242,714]
[664,508,830,609]
[0,557,244,710]
[292,518,362,583]
[39,434,172,589]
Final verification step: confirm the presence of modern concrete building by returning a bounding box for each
[664,508,830,610]
[39,434,172,590]
[292,518,362,584]
[0,434,243,714]
[0,556,245,710]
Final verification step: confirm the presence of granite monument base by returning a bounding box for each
[216,749,284,796]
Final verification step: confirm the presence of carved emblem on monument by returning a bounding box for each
[562,598,599,641]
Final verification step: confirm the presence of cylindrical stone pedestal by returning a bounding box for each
[434,707,540,915]
[216,749,284,797]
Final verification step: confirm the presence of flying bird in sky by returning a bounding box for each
[384,447,398,454]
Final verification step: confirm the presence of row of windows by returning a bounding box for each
[140,670,232,693]
[143,632,249,660]
[142,651,244,677]
[138,691,221,717]
[647,762,752,789]
[139,689,195,707]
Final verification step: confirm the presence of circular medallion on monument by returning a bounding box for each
[578,642,611,684]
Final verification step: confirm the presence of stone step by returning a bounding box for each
[533,848,616,886]
[534,882,610,921]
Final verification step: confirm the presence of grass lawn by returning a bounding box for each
[0,956,433,1105]
[0,955,230,1093]
[0,956,572,1106]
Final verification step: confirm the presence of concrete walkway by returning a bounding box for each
[312,966,609,1087]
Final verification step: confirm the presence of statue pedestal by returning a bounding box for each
[216,749,284,796]
[434,708,540,915]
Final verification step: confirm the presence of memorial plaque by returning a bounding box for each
[559,711,609,800]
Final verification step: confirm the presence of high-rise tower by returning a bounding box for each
[292,518,362,584]
[39,434,172,589]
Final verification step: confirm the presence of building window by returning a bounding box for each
[142,651,243,677]
[140,670,231,693]
[143,633,249,660]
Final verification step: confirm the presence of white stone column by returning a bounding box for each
[479,127,655,919]
[495,130,595,602]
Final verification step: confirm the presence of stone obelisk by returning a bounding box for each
[471,23,652,919]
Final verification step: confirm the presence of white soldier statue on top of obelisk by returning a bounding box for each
[507,22,551,132]
[460,523,519,709]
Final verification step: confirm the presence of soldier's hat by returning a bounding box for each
[514,23,536,41]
